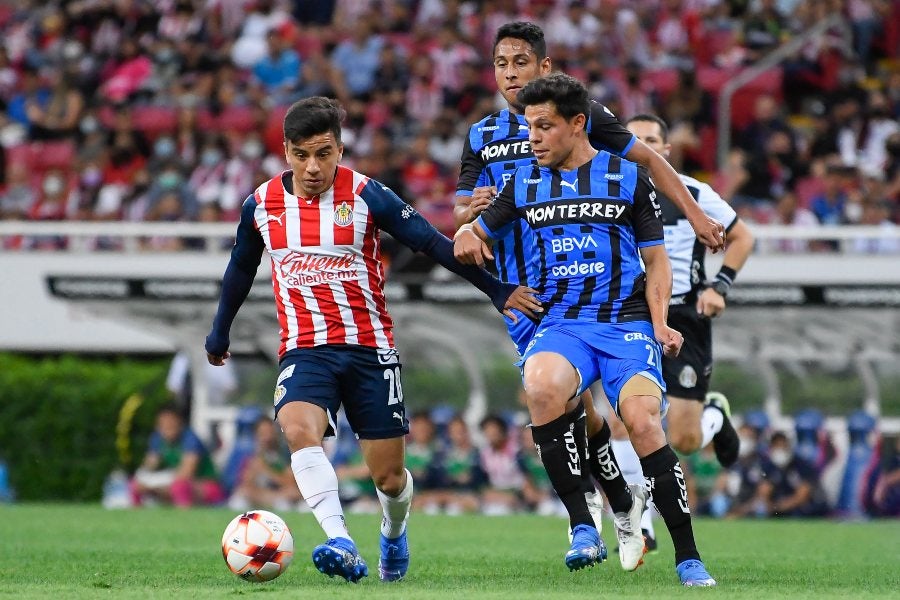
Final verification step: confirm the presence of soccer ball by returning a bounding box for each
[221,510,294,582]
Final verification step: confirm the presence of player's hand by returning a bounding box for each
[696,287,726,318]
[205,333,231,365]
[453,226,493,266]
[654,324,683,358]
[468,185,497,220]
[689,214,726,253]
[502,285,543,322]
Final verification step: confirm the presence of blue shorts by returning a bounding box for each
[274,345,408,440]
[519,319,666,415]
[506,313,539,357]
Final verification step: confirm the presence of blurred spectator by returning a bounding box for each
[684,443,724,516]
[764,191,821,252]
[228,417,300,512]
[330,20,384,100]
[0,163,36,219]
[850,200,900,254]
[432,415,484,515]
[478,414,524,516]
[187,135,230,208]
[810,165,850,225]
[428,25,478,95]
[7,66,51,135]
[130,404,225,508]
[871,435,900,517]
[737,431,829,518]
[406,412,443,512]
[27,69,83,141]
[251,29,302,105]
[741,0,788,62]
[616,60,656,119]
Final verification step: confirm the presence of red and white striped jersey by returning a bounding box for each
[251,166,395,355]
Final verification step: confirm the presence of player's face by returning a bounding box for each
[493,38,551,111]
[284,132,344,198]
[525,102,585,169]
[626,120,671,158]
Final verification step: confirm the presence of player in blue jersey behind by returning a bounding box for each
[453,22,724,571]
[454,73,716,586]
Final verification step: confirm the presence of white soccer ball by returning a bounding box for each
[221,510,294,582]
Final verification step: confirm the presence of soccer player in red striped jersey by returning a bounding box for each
[205,97,540,583]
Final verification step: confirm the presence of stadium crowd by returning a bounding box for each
[0,0,898,252]
[120,401,899,519]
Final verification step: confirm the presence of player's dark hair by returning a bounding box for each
[493,21,547,59]
[625,114,670,142]
[516,72,589,126]
[283,96,344,144]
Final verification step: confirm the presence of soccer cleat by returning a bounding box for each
[567,490,604,542]
[614,484,649,571]
[676,559,717,587]
[706,392,739,468]
[565,524,606,571]
[643,528,658,553]
[312,537,369,583]
[378,530,409,582]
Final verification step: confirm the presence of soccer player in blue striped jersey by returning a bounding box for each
[453,22,714,571]
[454,73,716,586]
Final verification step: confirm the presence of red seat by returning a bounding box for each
[131,106,178,136]
[218,106,258,133]
[33,141,75,170]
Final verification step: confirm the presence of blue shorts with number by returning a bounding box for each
[519,319,666,415]
[506,313,539,357]
[274,345,408,440]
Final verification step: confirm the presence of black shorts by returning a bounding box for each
[663,303,713,401]
[274,345,408,440]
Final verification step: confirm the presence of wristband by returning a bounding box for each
[711,266,737,297]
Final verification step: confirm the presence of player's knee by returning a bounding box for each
[372,466,405,497]
[623,411,658,442]
[524,379,569,414]
[669,429,701,454]
[279,420,321,452]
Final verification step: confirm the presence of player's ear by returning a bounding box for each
[571,112,587,133]
[539,57,551,75]
[337,143,344,161]
[283,140,290,162]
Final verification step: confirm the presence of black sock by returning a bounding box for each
[588,420,634,514]
[532,414,593,530]
[564,403,596,497]
[640,445,701,565]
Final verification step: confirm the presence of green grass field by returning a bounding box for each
[2,505,898,599]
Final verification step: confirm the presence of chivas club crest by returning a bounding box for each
[333,201,353,227]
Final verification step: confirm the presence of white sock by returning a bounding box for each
[611,438,655,538]
[376,469,413,539]
[291,446,350,541]
[610,438,644,486]
[700,406,724,449]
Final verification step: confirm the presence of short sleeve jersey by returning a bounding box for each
[456,102,637,287]
[659,174,739,299]
[477,151,664,324]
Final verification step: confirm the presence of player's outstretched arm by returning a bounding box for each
[640,244,682,358]
[627,140,726,252]
[206,197,264,365]
[362,180,540,319]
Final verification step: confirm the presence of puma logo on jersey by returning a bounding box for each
[560,180,577,192]
[392,411,404,423]
[267,212,285,226]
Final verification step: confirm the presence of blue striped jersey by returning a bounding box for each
[456,102,636,286]
[477,151,664,324]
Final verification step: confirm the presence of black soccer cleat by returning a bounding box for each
[706,392,739,468]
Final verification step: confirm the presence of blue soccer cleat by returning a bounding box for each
[312,537,369,583]
[676,559,717,587]
[564,524,607,571]
[378,530,410,582]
